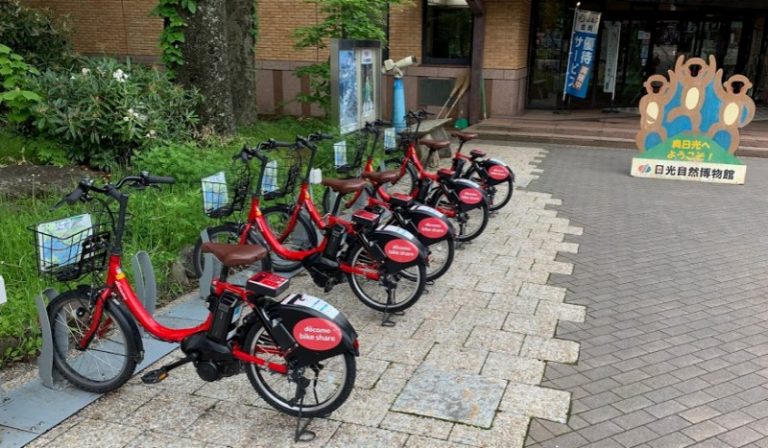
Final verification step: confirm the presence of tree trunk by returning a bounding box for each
[175,0,257,134]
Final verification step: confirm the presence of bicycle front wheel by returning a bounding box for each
[261,205,319,272]
[243,321,355,417]
[48,290,139,393]
[345,243,426,312]
[383,158,418,197]
[465,166,514,212]
[425,238,455,282]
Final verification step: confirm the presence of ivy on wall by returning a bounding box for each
[153,0,198,72]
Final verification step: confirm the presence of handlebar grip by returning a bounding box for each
[147,175,175,185]
[375,120,392,127]
[65,187,84,204]
[320,133,334,140]
[272,141,295,148]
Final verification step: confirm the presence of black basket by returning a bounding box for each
[261,149,304,201]
[30,217,111,282]
[202,170,251,219]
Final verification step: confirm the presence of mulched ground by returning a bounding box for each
[0,164,97,198]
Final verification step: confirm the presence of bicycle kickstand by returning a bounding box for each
[381,284,404,327]
[292,377,316,442]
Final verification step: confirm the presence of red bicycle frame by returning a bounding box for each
[79,255,288,375]
[238,181,381,281]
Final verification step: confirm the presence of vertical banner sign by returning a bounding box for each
[564,9,602,99]
[603,21,621,95]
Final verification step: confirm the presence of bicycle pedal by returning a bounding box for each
[141,369,168,384]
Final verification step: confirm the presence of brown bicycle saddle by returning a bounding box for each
[321,178,368,194]
[451,131,478,143]
[201,242,268,267]
[362,170,400,185]
[420,139,451,151]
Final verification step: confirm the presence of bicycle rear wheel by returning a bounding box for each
[383,159,418,197]
[465,166,514,212]
[429,191,489,242]
[48,290,139,393]
[243,321,355,417]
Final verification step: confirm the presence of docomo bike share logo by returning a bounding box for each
[384,239,420,263]
[417,217,448,239]
[293,317,343,351]
[637,163,652,174]
[487,165,509,181]
[459,188,483,205]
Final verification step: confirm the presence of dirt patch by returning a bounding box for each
[0,165,97,199]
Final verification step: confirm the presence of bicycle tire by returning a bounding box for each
[260,205,319,272]
[192,223,273,278]
[465,166,514,212]
[48,290,139,393]
[243,320,355,417]
[428,190,489,242]
[424,237,455,282]
[383,158,418,197]
[345,242,426,313]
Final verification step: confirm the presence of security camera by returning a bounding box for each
[382,56,418,78]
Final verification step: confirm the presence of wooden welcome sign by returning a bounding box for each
[631,55,755,184]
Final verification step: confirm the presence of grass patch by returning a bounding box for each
[0,116,354,366]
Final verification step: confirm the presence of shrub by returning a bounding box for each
[28,58,202,170]
[0,44,41,125]
[0,0,78,70]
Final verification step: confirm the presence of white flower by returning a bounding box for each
[123,116,130,122]
[145,130,157,138]
[81,67,90,76]
[70,75,76,80]
[112,69,128,82]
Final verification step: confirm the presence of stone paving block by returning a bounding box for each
[503,313,558,337]
[423,346,489,374]
[518,283,567,302]
[465,327,525,354]
[679,405,721,424]
[332,388,396,427]
[122,392,217,435]
[393,367,506,428]
[366,336,434,365]
[486,294,539,314]
[406,435,473,447]
[449,413,529,447]
[482,352,546,384]
[681,420,727,442]
[326,423,409,448]
[520,335,580,364]
[536,300,587,323]
[41,419,143,448]
[380,411,454,439]
[500,383,570,423]
[124,430,208,448]
[717,426,764,447]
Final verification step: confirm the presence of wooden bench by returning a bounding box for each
[407,118,453,166]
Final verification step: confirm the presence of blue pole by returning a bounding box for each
[392,77,406,131]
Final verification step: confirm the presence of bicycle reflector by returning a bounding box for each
[247,271,290,298]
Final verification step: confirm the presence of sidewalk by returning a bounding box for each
[15,143,585,448]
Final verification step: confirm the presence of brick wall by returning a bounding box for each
[388,1,422,62]
[255,0,327,62]
[21,0,162,60]
[484,0,531,69]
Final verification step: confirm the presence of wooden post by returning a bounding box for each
[467,0,485,125]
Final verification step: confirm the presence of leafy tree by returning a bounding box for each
[293,0,406,115]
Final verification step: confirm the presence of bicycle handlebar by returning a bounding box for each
[52,172,175,210]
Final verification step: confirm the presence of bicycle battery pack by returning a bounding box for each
[323,224,346,259]
[209,293,238,343]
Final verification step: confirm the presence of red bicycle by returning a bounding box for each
[34,172,358,419]
[322,120,457,282]
[199,135,429,319]
[379,112,490,242]
[384,111,514,212]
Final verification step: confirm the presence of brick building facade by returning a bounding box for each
[20,0,534,120]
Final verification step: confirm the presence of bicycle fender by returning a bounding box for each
[405,204,456,245]
[478,158,515,185]
[370,225,428,272]
[447,179,488,212]
[272,294,359,366]
[108,299,145,364]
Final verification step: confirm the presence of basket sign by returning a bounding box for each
[488,165,509,181]
[459,188,483,205]
[384,128,397,150]
[0,275,6,306]
[334,141,347,167]
[263,160,278,193]
[36,214,93,272]
[384,239,419,263]
[293,317,343,351]
[202,172,228,212]
[417,217,448,239]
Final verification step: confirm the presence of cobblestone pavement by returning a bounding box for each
[524,147,768,448]
[19,144,585,448]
